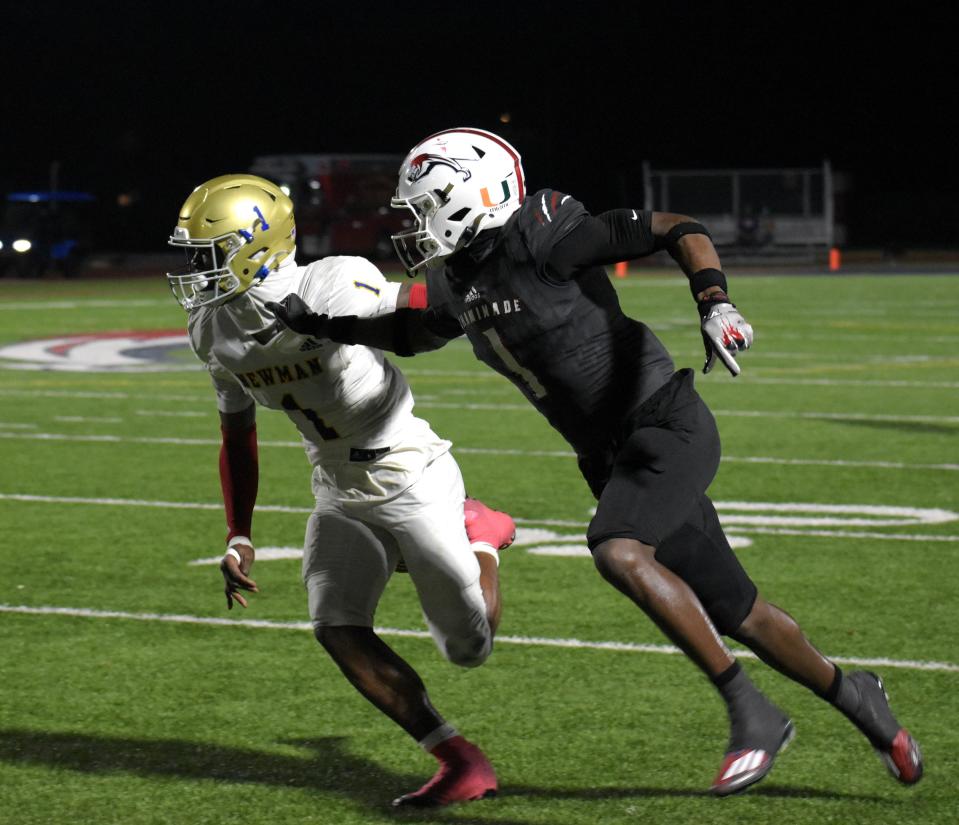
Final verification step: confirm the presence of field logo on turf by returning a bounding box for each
[182,501,957,565]
[0,330,195,372]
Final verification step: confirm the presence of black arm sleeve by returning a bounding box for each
[331,309,458,356]
[545,209,657,281]
[420,306,465,342]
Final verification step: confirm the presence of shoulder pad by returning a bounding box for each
[516,189,589,265]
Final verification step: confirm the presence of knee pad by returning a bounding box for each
[443,631,492,669]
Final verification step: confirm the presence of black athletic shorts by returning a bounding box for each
[583,368,757,634]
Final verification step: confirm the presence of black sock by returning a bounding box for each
[820,664,843,702]
[827,666,863,718]
[712,661,742,689]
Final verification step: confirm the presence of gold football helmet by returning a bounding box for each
[167,174,295,310]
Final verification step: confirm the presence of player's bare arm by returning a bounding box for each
[219,403,259,609]
[648,211,755,376]
[650,212,724,298]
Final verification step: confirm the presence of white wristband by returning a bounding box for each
[225,547,243,564]
[228,535,252,549]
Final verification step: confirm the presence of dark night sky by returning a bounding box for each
[3,1,956,249]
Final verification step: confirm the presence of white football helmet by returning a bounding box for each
[391,127,525,273]
[167,174,295,310]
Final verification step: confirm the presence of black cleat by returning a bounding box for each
[845,671,923,785]
[711,692,794,796]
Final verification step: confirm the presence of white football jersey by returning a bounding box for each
[188,256,423,467]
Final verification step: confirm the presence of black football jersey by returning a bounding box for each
[426,189,675,456]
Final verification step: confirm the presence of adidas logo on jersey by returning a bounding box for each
[464,286,482,304]
[299,338,324,352]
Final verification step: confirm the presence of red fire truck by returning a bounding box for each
[249,154,411,262]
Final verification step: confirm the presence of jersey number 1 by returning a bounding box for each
[281,394,340,440]
[482,328,547,399]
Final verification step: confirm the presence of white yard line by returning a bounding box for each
[0,388,208,402]
[712,409,959,425]
[738,377,959,389]
[3,374,959,405]
[134,410,209,418]
[0,430,956,472]
[1,603,955,673]
[0,431,303,449]
[0,300,172,311]
[722,526,959,542]
[18,397,939,424]
[53,415,123,424]
[721,455,959,472]
[0,493,311,514]
[1,494,955,542]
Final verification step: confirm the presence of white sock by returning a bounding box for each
[471,542,499,566]
[418,723,458,752]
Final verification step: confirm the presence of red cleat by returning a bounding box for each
[392,736,497,808]
[464,498,516,552]
[878,728,924,785]
[710,718,794,796]
[843,672,924,785]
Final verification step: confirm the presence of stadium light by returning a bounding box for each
[12,239,32,253]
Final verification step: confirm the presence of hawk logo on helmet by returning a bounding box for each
[407,153,472,183]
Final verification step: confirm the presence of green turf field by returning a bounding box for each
[1,271,957,825]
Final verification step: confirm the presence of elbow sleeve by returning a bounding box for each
[547,210,657,279]
[596,209,657,259]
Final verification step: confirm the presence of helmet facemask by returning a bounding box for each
[167,230,245,310]
[390,188,465,273]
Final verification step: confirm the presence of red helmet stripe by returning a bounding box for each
[415,127,525,202]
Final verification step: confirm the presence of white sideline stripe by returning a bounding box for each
[0,430,956,473]
[2,604,956,673]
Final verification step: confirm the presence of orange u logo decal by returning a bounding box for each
[480,179,511,207]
